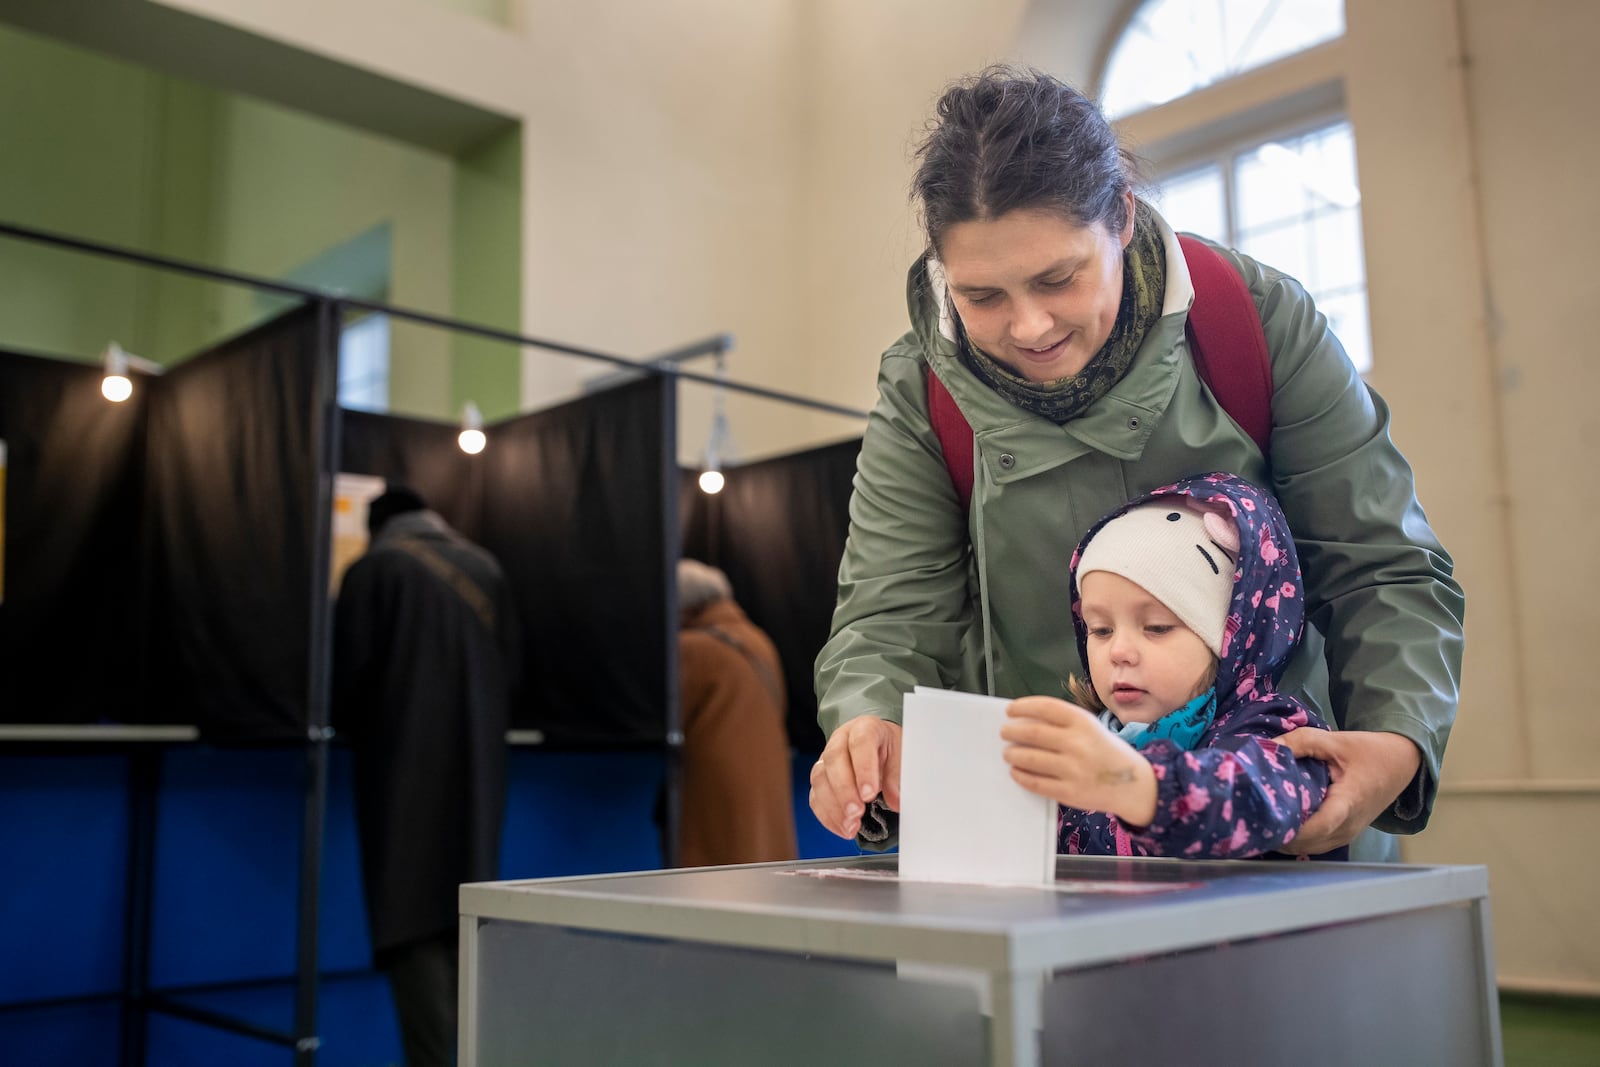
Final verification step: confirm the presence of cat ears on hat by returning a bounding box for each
[1157,495,1241,556]
[1200,509,1239,556]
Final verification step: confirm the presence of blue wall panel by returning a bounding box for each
[1,744,857,1065]
[499,749,665,879]
[319,747,374,973]
[0,754,129,1003]
[144,973,398,1067]
[150,747,303,989]
[146,1011,293,1067]
[0,1000,122,1066]
[790,750,869,861]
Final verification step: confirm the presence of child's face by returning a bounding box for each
[1079,571,1217,723]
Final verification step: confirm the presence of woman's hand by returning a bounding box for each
[808,717,902,839]
[1277,728,1423,853]
[1001,696,1157,826]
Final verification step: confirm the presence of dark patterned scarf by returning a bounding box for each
[960,199,1165,424]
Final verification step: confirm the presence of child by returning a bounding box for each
[1001,472,1346,860]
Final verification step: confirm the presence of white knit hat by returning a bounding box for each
[1075,498,1241,656]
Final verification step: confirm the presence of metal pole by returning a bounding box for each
[645,333,733,366]
[0,222,871,422]
[660,375,683,869]
[293,298,342,1065]
[337,296,868,420]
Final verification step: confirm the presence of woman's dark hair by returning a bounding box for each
[913,66,1142,254]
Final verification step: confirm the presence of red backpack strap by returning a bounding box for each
[1177,235,1274,458]
[926,366,974,512]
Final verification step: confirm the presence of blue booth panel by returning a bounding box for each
[0,754,130,1004]
[0,1000,123,1067]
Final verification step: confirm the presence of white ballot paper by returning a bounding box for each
[897,686,1057,886]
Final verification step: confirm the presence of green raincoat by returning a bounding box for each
[815,209,1464,839]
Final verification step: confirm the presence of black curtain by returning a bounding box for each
[0,349,147,723]
[680,437,861,753]
[5,316,858,755]
[339,409,484,542]
[143,305,323,742]
[481,378,671,746]
[339,380,673,746]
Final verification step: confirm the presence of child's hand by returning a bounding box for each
[1001,696,1158,827]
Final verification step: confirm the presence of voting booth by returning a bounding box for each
[459,854,1500,1066]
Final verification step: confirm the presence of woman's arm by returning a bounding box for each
[811,341,975,841]
[814,343,976,735]
[1223,249,1466,836]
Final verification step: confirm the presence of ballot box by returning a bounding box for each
[458,854,1498,1067]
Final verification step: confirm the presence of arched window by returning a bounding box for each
[1102,0,1344,120]
[1100,1,1370,371]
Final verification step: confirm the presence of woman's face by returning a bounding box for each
[939,197,1135,383]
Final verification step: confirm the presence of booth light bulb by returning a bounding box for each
[102,374,133,403]
[698,469,725,495]
[458,428,487,455]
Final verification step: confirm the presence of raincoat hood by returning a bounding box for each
[1068,472,1305,710]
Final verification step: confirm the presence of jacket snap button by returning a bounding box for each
[998,452,1016,470]
[1128,416,1141,430]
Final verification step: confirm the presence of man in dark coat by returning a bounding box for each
[333,485,519,1067]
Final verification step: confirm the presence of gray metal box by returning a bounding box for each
[460,854,1498,1066]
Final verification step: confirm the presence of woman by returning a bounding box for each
[809,67,1464,862]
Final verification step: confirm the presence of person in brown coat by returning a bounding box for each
[675,558,799,867]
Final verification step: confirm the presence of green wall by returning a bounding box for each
[450,127,523,422]
[0,21,521,419]
[0,26,207,361]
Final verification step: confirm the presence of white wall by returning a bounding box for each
[797,0,1032,420]
[513,0,807,459]
[1355,0,1600,994]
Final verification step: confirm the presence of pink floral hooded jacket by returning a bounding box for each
[1058,472,1346,861]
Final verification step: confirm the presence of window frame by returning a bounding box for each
[1149,110,1372,374]
[1093,0,1346,122]
[1154,105,1353,245]
[1098,12,1370,372]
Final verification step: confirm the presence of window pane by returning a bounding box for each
[339,313,390,412]
[1238,220,1312,289]
[1156,119,1374,373]
[1232,0,1344,70]
[1102,0,1344,119]
[1236,124,1362,234]
[1233,146,1311,233]
[1149,164,1226,243]
[1299,122,1359,196]
[1310,210,1364,293]
[1232,122,1372,375]
[1314,289,1373,375]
